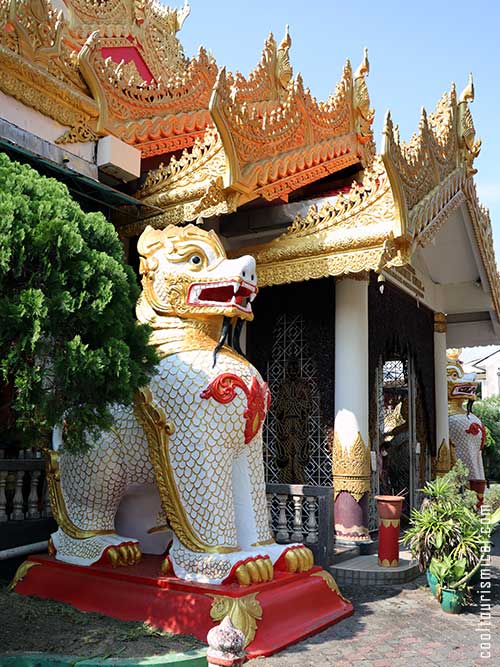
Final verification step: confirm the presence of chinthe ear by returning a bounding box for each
[137,226,165,259]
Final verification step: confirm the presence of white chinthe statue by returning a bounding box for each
[47,224,313,584]
[447,349,486,505]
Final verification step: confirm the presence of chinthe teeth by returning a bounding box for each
[233,284,239,295]
[249,293,256,302]
[231,295,237,304]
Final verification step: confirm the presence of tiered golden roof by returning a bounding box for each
[247,156,405,286]
[61,0,218,154]
[250,75,499,322]
[0,1,498,318]
[135,31,375,228]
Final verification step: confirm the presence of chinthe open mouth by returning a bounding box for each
[188,279,257,314]
[451,384,477,397]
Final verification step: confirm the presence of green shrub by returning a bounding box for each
[0,153,158,453]
[485,485,500,511]
[403,462,499,574]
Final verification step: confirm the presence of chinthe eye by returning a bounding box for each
[190,255,202,265]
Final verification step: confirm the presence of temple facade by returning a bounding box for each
[1,0,499,555]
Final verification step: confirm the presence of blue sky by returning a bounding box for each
[177,0,500,255]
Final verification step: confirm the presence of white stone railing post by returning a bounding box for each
[275,494,289,542]
[290,494,304,542]
[305,495,319,543]
[27,470,41,519]
[0,470,7,522]
[11,470,25,520]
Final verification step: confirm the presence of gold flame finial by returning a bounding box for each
[459,72,474,104]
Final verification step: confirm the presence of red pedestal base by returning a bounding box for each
[378,519,400,567]
[13,555,353,658]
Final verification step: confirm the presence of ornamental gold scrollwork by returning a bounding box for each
[432,438,451,478]
[311,570,351,604]
[9,560,40,591]
[42,448,114,540]
[133,387,237,554]
[434,313,447,334]
[209,593,262,648]
[241,157,406,287]
[332,432,371,502]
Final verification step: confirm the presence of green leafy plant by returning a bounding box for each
[0,153,158,453]
[404,462,499,574]
[484,485,500,511]
[429,554,467,590]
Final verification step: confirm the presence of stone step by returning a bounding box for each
[330,545,360,564]
[330,550,420,586]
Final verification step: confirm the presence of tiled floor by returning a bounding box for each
[259,536,499,666]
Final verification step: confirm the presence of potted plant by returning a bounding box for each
[429,555,467,613]
[404,462,500,598]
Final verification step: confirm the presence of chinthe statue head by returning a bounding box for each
[136,224,257,324]
[446,348,478,404]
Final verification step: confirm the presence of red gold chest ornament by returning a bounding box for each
[200,373,271,444]
[465,421,487,450]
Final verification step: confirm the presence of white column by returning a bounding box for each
[335,279,369,445]
[433,313,451,476]
[333,277,371,542]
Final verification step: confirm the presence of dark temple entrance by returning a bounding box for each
[246,279,336,565]
[247,279,335,487]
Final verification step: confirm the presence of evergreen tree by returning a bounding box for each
[0,153,158,453]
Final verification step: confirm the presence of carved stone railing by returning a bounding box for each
[266,484,335,568]
[0,452,50,523]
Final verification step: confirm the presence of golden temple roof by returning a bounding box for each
[250,75,500,323]
[0,1,498,320]
[0,0,375,220]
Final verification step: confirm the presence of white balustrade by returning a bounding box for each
[0,455,46,521]
[266,483,334,567]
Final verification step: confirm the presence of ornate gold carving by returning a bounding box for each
[380,518,400,528]
[0,0,98,131]
[9,560,40,591]
[135,40,373,226]
[209,51,364,203]
[432,438,451,477]
[133,386,237,554]
[56,119,101,144]
[462,178,500,320]
[434,312,447,334]
[353,48,375,165]
[43,448,114,540]
[65,0,191,78]
[332,432,371,502]
[209,593,262,648]
[58,0,217,154]
[242,157,407,287]
[381,77,480,240]
[311,570,351,604]
[380,77,500,323]
[457,74,481,177]
[137,128,231,222]
[378,558,399,567]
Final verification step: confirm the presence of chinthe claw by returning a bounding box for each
[235,563,251,586]
[234,557,275,586]
[107,547,119,568]
[132,543,142,563]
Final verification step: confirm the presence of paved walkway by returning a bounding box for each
[260,535,500,667]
